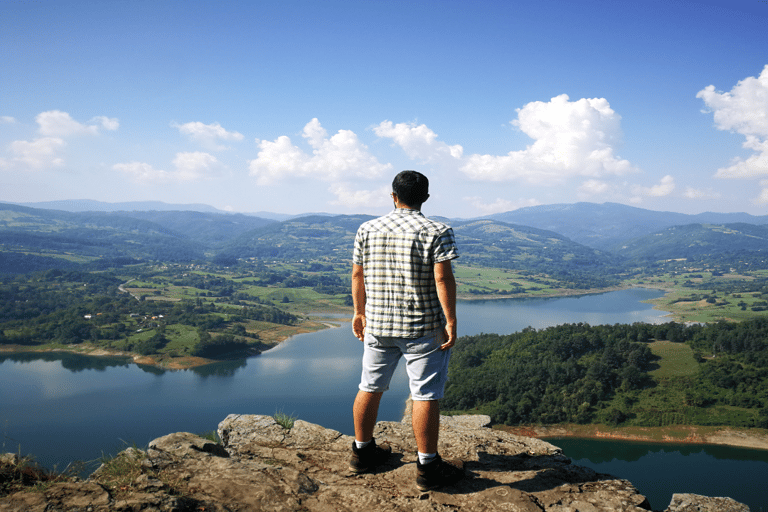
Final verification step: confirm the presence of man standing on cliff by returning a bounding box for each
[349,170,464,491]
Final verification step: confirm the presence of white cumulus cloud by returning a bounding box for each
[373,121,463,162]
[172,121,243,150]
[36,110,117,137]
[1,116,16,124]
[698,65,768,182]
[248,118,391,185]
[634,175,676,197]
[460,94,636,183]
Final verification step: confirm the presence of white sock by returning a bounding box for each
[418,452,437,465]
[355,439,372,449]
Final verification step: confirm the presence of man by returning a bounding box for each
[349,170,464,491]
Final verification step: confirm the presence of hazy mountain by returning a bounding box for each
[488,202,768,250]
[219,214,375,261]
[16,199,324,222]
[15,200,768,252]
[3,202,767,283]
[614,223,768,262]
[18,199,228,214]
[219,214,622,287]
[107,211,276,247]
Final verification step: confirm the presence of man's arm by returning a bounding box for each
[351,263,366,341]
[434,260,457,350]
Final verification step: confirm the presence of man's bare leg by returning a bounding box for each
[411,399,440,454]
[353,390,383,442]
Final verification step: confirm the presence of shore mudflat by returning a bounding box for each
[500,424,768,451]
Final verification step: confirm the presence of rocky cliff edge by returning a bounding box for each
[0,412,750,511]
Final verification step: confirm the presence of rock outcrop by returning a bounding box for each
[0,413,750,511]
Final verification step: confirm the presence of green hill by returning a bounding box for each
[615,223,768,262]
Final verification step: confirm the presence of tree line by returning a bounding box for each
[443,320,768,429]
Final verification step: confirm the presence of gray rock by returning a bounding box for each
[665,493,751,512]
[0,414,751,511]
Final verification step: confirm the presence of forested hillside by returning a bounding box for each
[451,219,623,288]
[614,223,768,263]
[0,268,298,359]
[217,214,373,262]
[443,319,768,428]
[5,201,768,298]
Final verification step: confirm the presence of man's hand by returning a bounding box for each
[352,313,366,341]
[440,320,457,350]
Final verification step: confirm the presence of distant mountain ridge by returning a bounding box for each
[488,202,768,249]
[615,223,768,262]
[18,199,227,214]
[17,199,768,250]
[15,199,295,221]
[3,200,767,280]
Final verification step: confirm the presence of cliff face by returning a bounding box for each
[0,413,750,512]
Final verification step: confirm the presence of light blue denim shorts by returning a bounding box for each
[359,328,451,400]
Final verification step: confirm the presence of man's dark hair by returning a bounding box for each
[392,170,429,208]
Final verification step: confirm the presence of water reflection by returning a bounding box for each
[0,352,132,372]
[190,359,248,378]
[550,437,768,464]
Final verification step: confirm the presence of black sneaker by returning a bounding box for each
[415,454,465,491]
[349,438,392,474]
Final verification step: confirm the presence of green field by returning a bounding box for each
[453,265,593,297]
[648,340,699,378]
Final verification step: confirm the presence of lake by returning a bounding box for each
[2,288,765,509]
[548,437,768,511]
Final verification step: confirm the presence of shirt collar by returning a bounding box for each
[394,207,422,215]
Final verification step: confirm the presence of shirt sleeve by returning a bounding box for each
[432,227,459,263]
[352,228,365,266]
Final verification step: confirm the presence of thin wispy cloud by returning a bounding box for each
[329,183,391,208]
[114,152,222,183]
[1,137,66,171]
[36,110,118,137]
[634,175,676,198]
[464,196,541,215]
[172,121,244,151]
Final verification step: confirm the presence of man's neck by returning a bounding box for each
[394,200,420,212]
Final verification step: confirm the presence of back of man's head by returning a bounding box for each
[392,170,429,208]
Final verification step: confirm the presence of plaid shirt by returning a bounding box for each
[353,208,459,338]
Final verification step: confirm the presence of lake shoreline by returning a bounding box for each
[498,423,768,451]
[0,318,336,370]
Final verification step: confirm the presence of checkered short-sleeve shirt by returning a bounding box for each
[353,208,459,338]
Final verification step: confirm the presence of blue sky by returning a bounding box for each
[1,0,767,218]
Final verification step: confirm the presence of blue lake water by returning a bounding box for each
[548,437,768,512]
[2,288,765,509]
